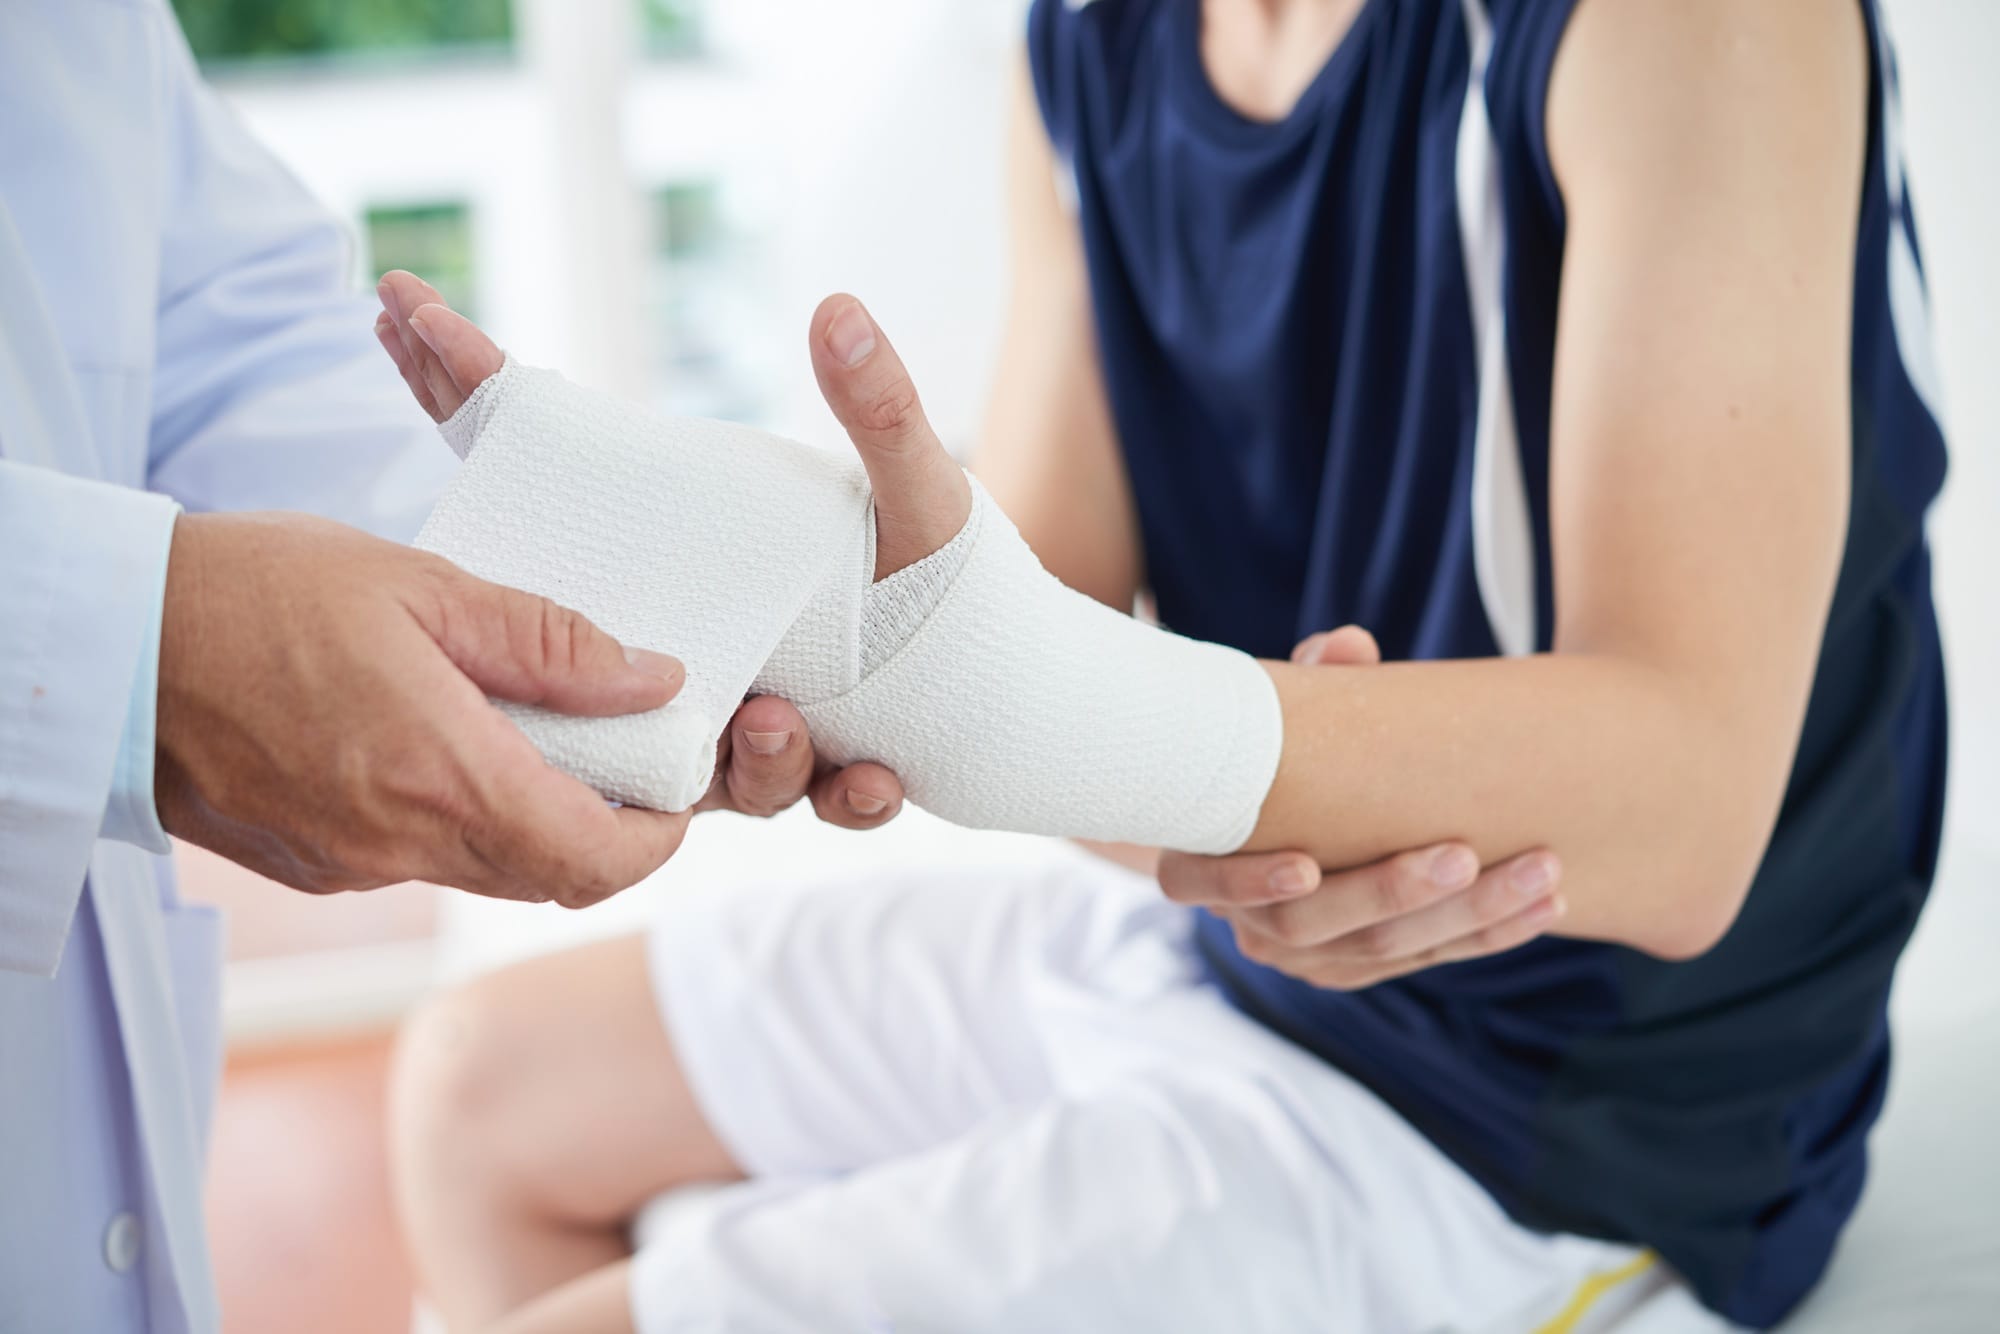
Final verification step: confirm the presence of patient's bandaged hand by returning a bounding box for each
[416,360,1282,854]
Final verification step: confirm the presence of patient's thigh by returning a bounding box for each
[398,933,740,1225]
[644,856,1163,1178]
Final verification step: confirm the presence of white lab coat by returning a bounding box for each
[0,2,452,1328]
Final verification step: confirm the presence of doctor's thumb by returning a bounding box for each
[809,294,972,580]
[428,575,685,719]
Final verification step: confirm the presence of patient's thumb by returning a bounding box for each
[809,294,972,579]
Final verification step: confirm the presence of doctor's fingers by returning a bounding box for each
[417,571,684,720]
[808,294,972,580]
[808,760,904,831]
[697,695,906,828]
[698,694,817,817]
[458,742,691,908]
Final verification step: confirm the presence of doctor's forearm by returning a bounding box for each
[1240,653,1801,960]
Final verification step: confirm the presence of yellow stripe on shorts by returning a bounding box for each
[1532,1251,1659,1334]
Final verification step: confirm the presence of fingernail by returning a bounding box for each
[845,790,889,817]
[408,311,438,353]
[377,279,402,320]
[1269,861,1315,897]
[1510,854,1557,899]
[1290,635,1323,665]
[1528,893,1566,924]
[742,729,791,756]
[824,301,877,367]
[622,645,682,683]
[1430,846,1478,889]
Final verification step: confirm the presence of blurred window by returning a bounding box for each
[657,181,722,262]
[364,202,478,319]
[651,181,767,421]
[171,0,514,68]
[639,0,706,58]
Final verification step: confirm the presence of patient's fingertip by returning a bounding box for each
[408,309,441,354]
[822,298,878,369]
[1267,857,1319,900]
[378,270,425,319]
[1318,624,1383,666]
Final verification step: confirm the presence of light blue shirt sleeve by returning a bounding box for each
[3,8,453,980]
[98,511,177,855]
[145,15,453,542]
[0,461,180,977]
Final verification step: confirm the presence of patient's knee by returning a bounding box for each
[391,974,538,1200]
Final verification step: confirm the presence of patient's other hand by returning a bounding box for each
[1157,626,1566,990]
[373,271,908,832]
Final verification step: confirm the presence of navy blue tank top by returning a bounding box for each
[1028,0,1949,1325]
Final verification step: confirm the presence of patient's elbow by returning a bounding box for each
[1638,905,1737,962]
[1631,861,1759,962]
[1626,732,1787,962]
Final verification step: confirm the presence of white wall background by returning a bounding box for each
[1878,0,2000,1021]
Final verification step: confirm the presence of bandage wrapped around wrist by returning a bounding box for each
[415,360,1282,854]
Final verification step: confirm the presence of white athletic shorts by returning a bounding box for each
[633,853,1733,1334]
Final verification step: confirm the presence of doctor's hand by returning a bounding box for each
[373,270,913,832]
[1157,626,1566,990]
[155,512,693,908]
[693,693,906,829]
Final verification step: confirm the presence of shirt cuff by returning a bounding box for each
[0,463,181,976]
[98,511,178,853]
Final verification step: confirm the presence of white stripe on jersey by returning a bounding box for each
[1455,0,1537,658]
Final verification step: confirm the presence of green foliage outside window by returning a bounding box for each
[653,182,722,262]
[639,0,705,57]
[365,203,478,320]
[650,180,763,420]
[171,0,513,66]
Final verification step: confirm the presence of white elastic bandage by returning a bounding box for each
[416,360,1283,854]
[418,360,870,813]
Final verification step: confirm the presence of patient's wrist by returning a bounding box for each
[797,480,1283,854]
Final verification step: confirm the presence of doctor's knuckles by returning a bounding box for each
[154,512,689,910]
